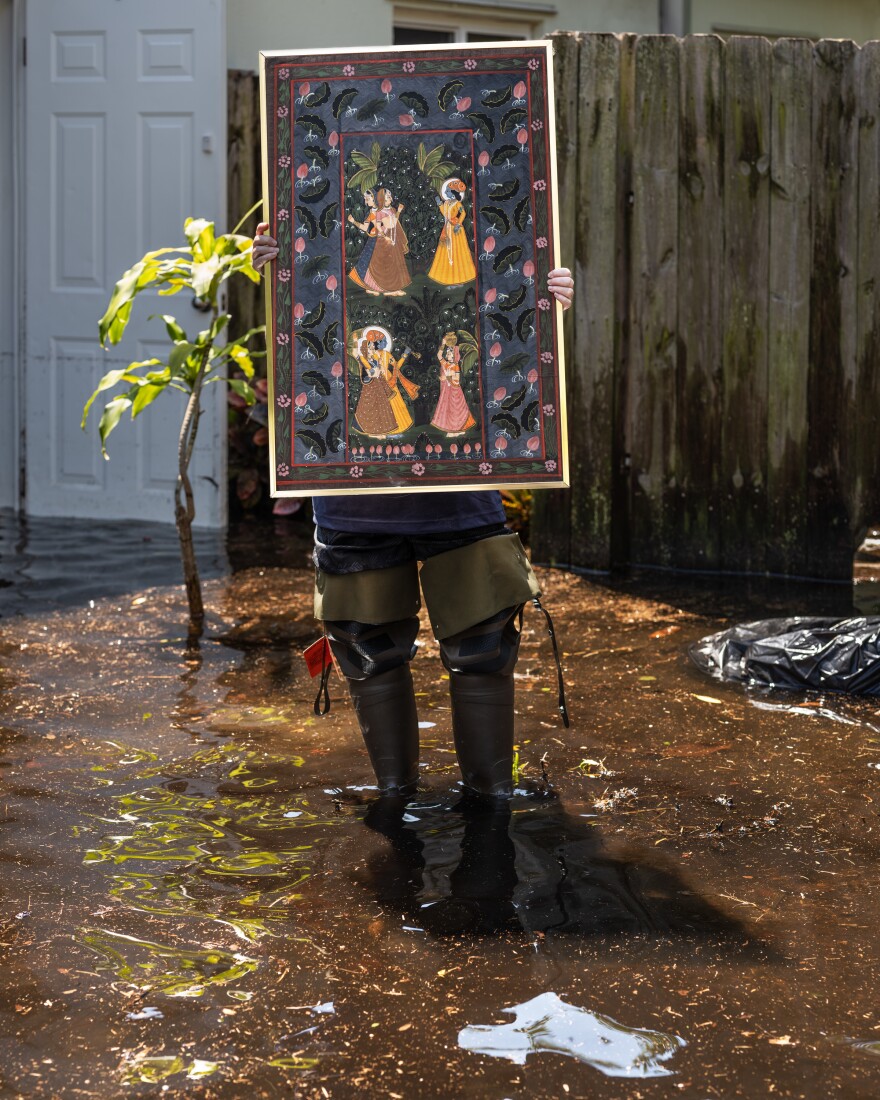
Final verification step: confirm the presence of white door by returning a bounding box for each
[24,0,227,526]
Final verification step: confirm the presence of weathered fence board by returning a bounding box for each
[766,38,812,577]
[676,33,724,570]
[227,70,263,342]
[808,40,860,579]
[720,36,771,573]
[628,35,680,567]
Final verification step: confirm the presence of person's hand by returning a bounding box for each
[547,267,574,311]
[252,222,278,273]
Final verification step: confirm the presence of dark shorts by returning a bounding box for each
[313,522,510,576]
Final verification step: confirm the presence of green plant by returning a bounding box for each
[83,212,263,639]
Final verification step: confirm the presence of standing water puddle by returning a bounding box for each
[1,513,879,1097]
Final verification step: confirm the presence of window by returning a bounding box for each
[393,5,532,45]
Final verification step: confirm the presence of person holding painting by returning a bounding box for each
[253,219,574,805]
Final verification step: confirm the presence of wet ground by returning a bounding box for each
[1,514,879,1098]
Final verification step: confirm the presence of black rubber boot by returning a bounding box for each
[448,670,515,801]
[347,664,420,796]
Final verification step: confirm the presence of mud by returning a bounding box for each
[0,522,878,1098]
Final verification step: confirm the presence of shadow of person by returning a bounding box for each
[359,796,771,952]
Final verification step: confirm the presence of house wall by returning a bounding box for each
[226,0,659,70]
[0,0,19,508]
[688,0,880,42]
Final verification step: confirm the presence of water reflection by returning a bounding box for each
[361,797,759,943]
[458,991,685,1077]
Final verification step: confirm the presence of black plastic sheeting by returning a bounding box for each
[689,617,880,695]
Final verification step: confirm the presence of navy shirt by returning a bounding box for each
[313,490,506,533]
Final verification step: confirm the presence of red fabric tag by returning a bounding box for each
[303,636,334,679]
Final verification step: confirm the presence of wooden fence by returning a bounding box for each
[229,32,880,581]
[534,31,880,581]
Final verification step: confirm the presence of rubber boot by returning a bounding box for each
[347,663,420,796]
[448,670,515,801]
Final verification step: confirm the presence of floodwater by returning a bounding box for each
[1,514,879,1098]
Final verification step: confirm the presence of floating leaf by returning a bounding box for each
[332,88,358,118]
[438,80,464,112]
[297,331,325,359]
[501,384,527,411]
[501,107,528,133]
[295,207,318,239]
[326,418,344,452]
[300,302,325,330]
[489,178,521,202]
[514,195,531,231]
[490,312,514,341]
[467,112,496,142]
[499,352,530,374]
[500,285,527,312]
[301,254,329,279]
[295,114,327,139]
[356,98,385,122]
[319,203,339,237]
[516,307,535,342]
[301,369,330,395]
[304,82,330,108]
[304,145,330,169]
[481,205,511,235]
[299,179,330,204]
[491,144,520,167]
[303,401,329,425]
[400,91,429,118]
[521,399,540,431]
[493,244,522,274]
[692,694,723,705]
[491,412,522,438]
[481,86,512,109]
[296,429,326,457]
[323,321,339,354]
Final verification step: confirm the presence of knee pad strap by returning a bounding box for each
[324,617,420,681]
[439,605,524,677]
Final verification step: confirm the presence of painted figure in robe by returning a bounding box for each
[352,326,420,438]
[430,332,476,436]
[428,178,476,288]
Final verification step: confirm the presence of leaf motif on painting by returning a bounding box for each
[481,205,511,235]
[304,145,330,169]
[319,203,339,237]
[499,285,526,312]
[295,429,327,457]
[295,114,327,139]
[491,412,522,438]
[501,107,528,133]
[481,87,512,109]
[300,302,325,330]
[521,400,540,431]
[301,254,329,279]
[493,244,522,274]
[490,312,514,341]
[302,401,329,425]
[490,144,519,167]
[301,369,330,395]
[467,112,496,142]
[488,178,520,202]
[499,352,530,374]
[295,207,318,239]
[438,80,464,111]
[304,82,331,108]
[297,331,325,359]
[516,308,536,342]
[326,418,344,452]
[356,98,386,121]
[501,384,527,411]
[322,321,339,354]
[299,179,330,204]
[400,91,430,118]
[513,195,531,231]
[332,88,358,118]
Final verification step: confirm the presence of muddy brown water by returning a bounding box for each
[1,517,879,1098]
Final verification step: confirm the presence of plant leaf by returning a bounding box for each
[296,429,326,457]
[295,206,318,239]
[300,302,326,330]
[489,178,521,202]
[299,179,330,205]
[400,91,429,118]
[98,396,133,456]
[481,205,511,235]
[516,308,536,342]
[131,381,169,418]
[326,418,344,452]
[500,285,527,312]
[490,412,522,438]
[304,81,330,108]
[228,378,256,404]
[302,369,331,395]
[319,202,339,237]
[297,331,325,360]
[490,144,520,167]
[301,254,330,279]
[490,312,514,341]
[499,352,530,374]
[521,399,540,431]
[356,98,385,121]
[323,321,339,354]
[501,107,528,133]
[303,401,329,425]
[295,114,327,139]
[501,384,527,411]
[514,195,531,231]
[493,244,523,274]
[304,144,330,169]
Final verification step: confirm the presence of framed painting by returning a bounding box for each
[259,40,568,496]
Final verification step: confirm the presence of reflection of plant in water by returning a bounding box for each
[79,929,257,998]
[119,1053,220,1084]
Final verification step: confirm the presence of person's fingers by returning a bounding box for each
[254,234,277,247]
[255,221,270,236]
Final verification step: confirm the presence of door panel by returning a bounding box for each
[25,0,226,526]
